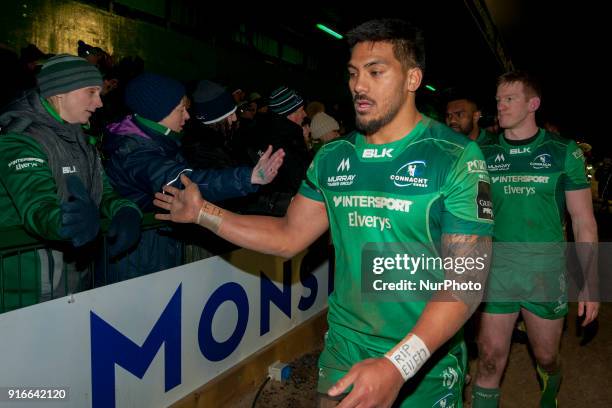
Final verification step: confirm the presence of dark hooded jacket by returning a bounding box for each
[101,114,258,211]
[0,90,138,312]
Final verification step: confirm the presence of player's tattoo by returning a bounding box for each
[440,233,492,314]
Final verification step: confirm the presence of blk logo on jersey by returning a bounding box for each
[530,154,552,169]
[390,161,428,188]
[362,148,393,159]
[62,165,78,174]
[510,147,531,155]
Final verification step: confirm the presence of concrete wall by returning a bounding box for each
[0,0,348,101]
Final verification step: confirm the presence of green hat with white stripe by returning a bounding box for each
[37,53,103,98]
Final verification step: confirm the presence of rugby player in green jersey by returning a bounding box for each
[155,19,493,408]
[472,71,599,408]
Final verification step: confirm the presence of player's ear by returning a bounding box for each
[528,96,541,112]
[406,67,422,92]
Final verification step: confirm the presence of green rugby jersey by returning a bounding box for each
[299,116,493,351]
[475,129,498,146]
[480,130,589,302]
[481,129,589,244]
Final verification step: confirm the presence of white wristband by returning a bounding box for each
[384,334,431,381]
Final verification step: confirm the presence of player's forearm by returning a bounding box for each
[196,201,301,258]
[383,301,468,382]
[401,289,475,357]
[572,214,598,244]
[411,299,469,351]
[384,233,491,380]
[572,214,598,277]
[572,214,599,299]
[440,233,492,314]
[410,233,490,349]
[567,189,598,244]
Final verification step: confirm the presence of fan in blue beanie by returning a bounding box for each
[124,72,186,122]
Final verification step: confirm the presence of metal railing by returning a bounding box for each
[0,213,195,314]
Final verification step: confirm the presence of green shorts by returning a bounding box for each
[317,329,467,407]
[482,300,568,319]
[484,260,568,320]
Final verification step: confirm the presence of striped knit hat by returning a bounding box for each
[37,54,103,98]
[268,86,304,116]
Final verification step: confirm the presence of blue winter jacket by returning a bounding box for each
[102,115,258,211]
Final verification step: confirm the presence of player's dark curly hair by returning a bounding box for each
[346,18,425,72]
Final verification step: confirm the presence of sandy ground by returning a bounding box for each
[236,302,611,407]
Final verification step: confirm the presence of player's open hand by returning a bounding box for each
[328,357,404,408]
[154,174,203,223]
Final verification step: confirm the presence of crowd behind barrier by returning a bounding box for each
[0,213,228,313]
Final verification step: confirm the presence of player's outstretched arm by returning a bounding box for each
[154,174,329,258]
